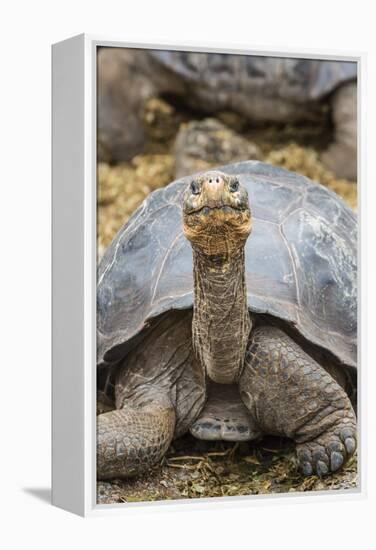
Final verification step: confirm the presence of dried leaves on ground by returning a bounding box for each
[97,435,357,504]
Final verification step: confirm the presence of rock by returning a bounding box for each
[173,118,262,178]
[97,48,155,162]
[321,82,357,180]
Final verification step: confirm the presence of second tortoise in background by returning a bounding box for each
[98,49,357,179]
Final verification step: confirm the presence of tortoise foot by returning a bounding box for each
[296,421,357,477]
[97,399,175,480]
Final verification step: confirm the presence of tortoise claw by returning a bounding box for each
[330,451,344,471]
[316,460,329,477]
[345,437,356,455]
[301,462,313,476]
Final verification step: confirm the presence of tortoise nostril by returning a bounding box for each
[216,178,219,183]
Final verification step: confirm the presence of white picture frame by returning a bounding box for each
[52,34,366,517]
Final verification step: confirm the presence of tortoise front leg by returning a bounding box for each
[239,326,357,477]
[97,398,175,480]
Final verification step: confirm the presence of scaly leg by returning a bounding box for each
[97,396,175,480]
[239,326,357,476]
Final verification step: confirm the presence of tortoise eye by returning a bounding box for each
[229,179,239,193]
[190,180,201,195]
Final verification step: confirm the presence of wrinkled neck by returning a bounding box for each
[192,247,251,384]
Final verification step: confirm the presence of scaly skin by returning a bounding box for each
[183,171,252,384]
[240,326,357,476]
[97,396,175,479]
[192,248,251,384]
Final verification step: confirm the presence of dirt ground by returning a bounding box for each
[97,97,358,504]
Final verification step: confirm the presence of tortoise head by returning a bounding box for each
[182,170,252,256]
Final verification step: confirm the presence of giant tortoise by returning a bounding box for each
[97,161,357,480]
